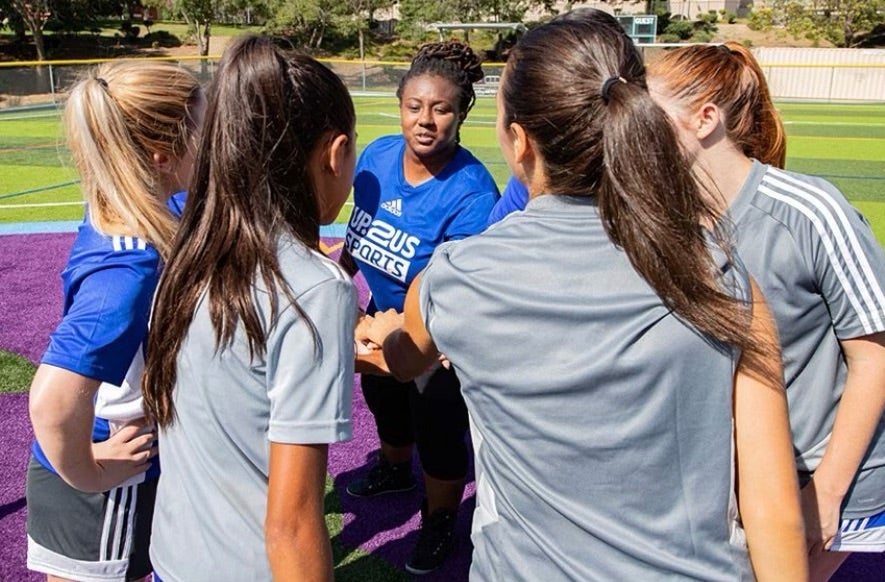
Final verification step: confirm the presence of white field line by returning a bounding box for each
[0,200,355,210]
[0,201,84,209]
[0,112,61,122]
[783,120,885,126]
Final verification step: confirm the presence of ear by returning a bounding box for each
[510,122,533,166]
[507,122,547,197]
[152,151,174,174]
[695,103,722,141]
[325,133,350,176]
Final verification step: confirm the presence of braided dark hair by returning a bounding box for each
[397,40,484,120]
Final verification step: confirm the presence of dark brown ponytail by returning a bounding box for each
[501,12,767,362]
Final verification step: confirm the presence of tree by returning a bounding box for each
[144,0,219,55]
[333,0,396,58]
[397,0,517,38]
[593,0,644,16]
[50,0,127,34]
[0,0,28,42]
[266,0,336,49]
[766,0,884,47]
[222,0,271,24]
[8,0,51,60]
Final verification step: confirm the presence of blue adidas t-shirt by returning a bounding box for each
[31,202,183,480]
[345,135,499,312]
[488,175,529,225]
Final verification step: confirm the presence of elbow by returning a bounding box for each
[265,520,299,558]
[389,363,421,383]
[265,529,290,556]
[742,503,806,543]
[265,513,321,547]
[265,516,328,562]
[28,387,65,445]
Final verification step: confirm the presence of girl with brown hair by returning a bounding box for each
[142,36,357,581]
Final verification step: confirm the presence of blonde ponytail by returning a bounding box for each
[65,61,201,259]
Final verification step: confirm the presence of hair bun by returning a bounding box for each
[415,41,484,84]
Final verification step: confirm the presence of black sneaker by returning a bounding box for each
[405,506,457,575]
[346,456,416,498]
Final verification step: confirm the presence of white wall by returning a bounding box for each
[753,47,885,102]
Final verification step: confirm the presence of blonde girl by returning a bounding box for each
[27,61,203,581]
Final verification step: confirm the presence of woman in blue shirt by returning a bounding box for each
[340,40,499,575]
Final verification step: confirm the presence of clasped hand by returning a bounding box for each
[353,310,402,375]
[353,310,449,376]
[88,419,156,492]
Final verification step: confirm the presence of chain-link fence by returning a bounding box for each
[0,57,508,110]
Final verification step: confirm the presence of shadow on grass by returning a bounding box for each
[325,474,412,581]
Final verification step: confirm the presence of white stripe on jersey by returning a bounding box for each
[312,248,351,282]
[769,169,885,319]
[760,169,885,334]
[111,235,148,253]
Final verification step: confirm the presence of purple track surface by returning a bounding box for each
[1,232,883,581]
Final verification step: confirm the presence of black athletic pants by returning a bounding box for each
[361,365,469,480]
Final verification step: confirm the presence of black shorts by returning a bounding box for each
[26,457,155,581]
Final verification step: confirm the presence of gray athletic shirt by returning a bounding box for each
[150,238,356,581]
[420,195,753,581]
[728,160,885,518]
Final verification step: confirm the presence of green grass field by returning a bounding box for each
[2,97,884,243]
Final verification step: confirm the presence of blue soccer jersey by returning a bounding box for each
[167,190,187,217]
[33,216,163,481]
[345,134,499,312]
[488,175,529,225]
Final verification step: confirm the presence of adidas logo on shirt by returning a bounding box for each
[381,198,402,217]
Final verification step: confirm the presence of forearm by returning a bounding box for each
[29,365,102,491]
[369,273,439,382]
[742,494,807,581]
[737,281,807,580]
[383,328,436,382]
[266,442,333,581]
[739,393,807,580]
[813,336,885,499]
